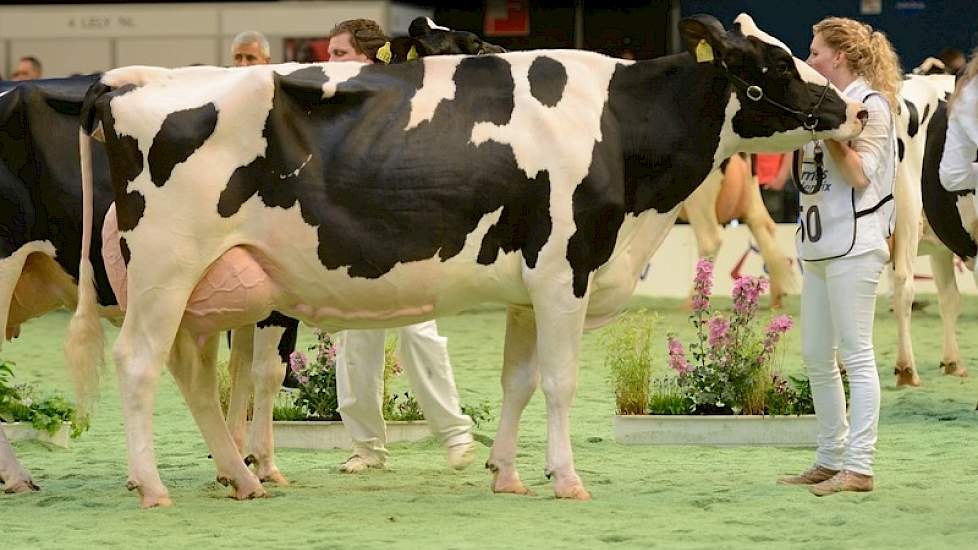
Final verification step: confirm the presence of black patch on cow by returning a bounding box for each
[477,178,552,268]
[921,101,977,259]
[89,83,150,236]
[120,236,131,265]
[897,138,905,162]
[904,98,920,138]
[0,75,119,307]
[148,103,218,187]
[920,102,931,127]
[528,56,567,107]
[216,56,548,279]
[567,59,729,297]
[256,311,300,364]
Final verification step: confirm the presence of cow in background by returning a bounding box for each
[890,74,972,386]
[679,153,797,308]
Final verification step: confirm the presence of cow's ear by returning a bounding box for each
[678,14,728,64]
[409,16,433,38]
[388,37,422,62]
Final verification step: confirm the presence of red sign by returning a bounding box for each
[484,0,530,37]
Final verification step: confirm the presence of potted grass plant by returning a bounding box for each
[610,258,817,446]
[0,360,89,448]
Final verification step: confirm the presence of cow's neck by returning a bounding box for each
[607,55,734,216]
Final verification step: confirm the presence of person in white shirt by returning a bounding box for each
[939,47,978,287]
[325,18,475,474]
[779,17,901,496]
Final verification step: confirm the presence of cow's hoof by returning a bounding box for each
[490,476,533,496]
[257,468,289,486]
[488,464,533,496]
[446,441,476,470]
[4,479,40,493]
[554,482,591,501]
[894,368,921,387]
[941,362,967,377]
[140,495,174,509]
[231,477,266,500]
[216,475,232,487]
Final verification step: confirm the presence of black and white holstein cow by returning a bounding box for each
[0,18,505,494]
[0,75,118,493]
[70,14,866,508]
[889,74,975,386]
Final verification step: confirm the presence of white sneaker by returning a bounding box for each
[339,454,385,474]
[445,440,476,470]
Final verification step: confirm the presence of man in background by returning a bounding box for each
[231,31,271,66]
[11,56,42,80]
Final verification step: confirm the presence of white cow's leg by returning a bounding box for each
[892,205,921,386]
[0,426,38,493]
[530,286,590,500]
[246,324,288,485]
[169,329,265,500]
[225,325,255,453]
[930,250,966,377]
[487,306,538,495]
[113,290,189,508]
[681,169,723,308]
[742,181,795,309]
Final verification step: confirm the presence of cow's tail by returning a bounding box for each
[64,123,105,416]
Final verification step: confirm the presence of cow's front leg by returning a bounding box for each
[169,330,265,501]
[487,306,538,496]
[0,427,39,493]
[930,250,967,377]
[225,325,255,453]
[531,289,590,500]
[247,325,288,485]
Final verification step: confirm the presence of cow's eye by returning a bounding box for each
[775,59,792,77]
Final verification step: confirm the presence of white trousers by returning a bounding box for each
[335,320,473,462]
[801,250,887,476]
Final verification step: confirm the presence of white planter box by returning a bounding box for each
[2,421,72,448]
[270,420,431,450]
[613,414,817,447]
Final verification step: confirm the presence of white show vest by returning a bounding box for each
[795,92,895,262]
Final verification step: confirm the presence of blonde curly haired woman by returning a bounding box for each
[779,17,902,497]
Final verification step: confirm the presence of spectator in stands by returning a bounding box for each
[231,31,271,66]
[11,56,42,81]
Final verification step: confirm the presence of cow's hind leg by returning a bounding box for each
[169,330,265,501]
[0,426,38,493]
[246,324,288,485]
[113,291,190,508]
[487,306,538,496]
[225,325,255,454]
[930,249,966,377]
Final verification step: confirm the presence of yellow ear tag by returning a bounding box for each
[406,45,418,61]
[376,41,392,64]
[695,40,714,63]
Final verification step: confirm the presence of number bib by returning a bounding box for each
[795,140,859,261]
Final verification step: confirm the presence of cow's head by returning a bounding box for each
[679,13,866,152]
[387,17,506,63]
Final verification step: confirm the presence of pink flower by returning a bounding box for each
[692,258,714,313]
[732,276,769,316]
[297,375,310,385]
[289,351,308,373]
[767,315,793,335]
[707,315,729,347]
[667,336,693,375]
